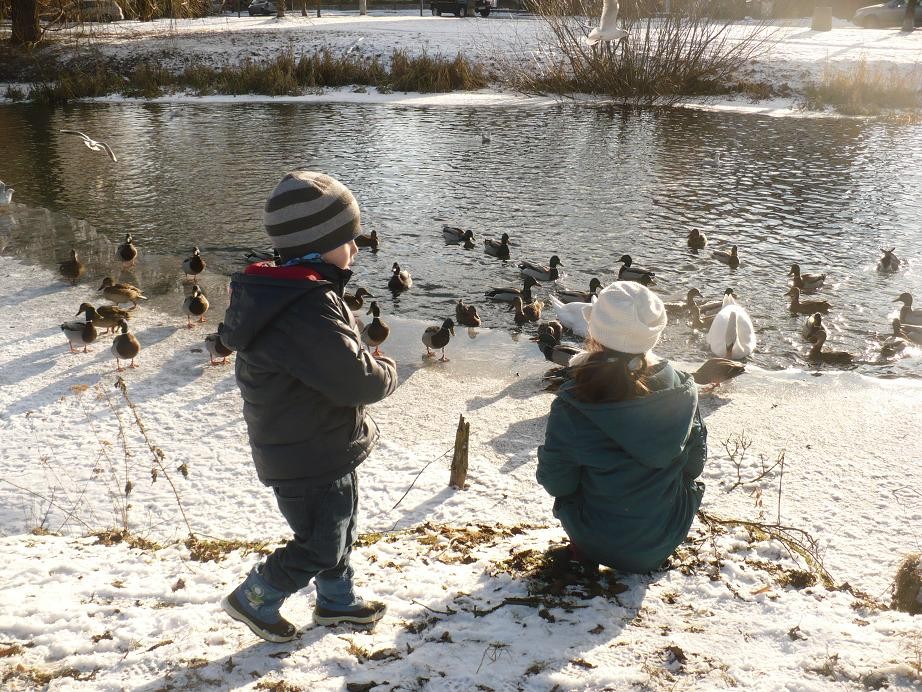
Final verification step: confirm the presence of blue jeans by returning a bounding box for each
[261,470,359,609]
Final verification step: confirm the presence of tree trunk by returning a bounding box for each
[449,414,470,490]
[903,0,917,32]
[300,0,307,15]
[277,0,286,17]
[11,0,40,46]
[359,0,367,14]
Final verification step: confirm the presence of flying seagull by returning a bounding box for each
[587,0,628,46]
[60,130,118,162]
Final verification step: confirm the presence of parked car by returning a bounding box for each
[430,0,495,17]
[247,0,278,15]
[42,0,124,22]
[853,0,922,27]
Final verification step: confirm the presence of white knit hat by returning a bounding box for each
[581,281,667,354]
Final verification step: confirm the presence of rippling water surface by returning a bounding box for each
[0,102,920,376]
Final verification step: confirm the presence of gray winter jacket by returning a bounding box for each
[220,262,397,486]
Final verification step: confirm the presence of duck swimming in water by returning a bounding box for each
[484,233,511,260]
[713,245,740,269]
[617,254,655,285]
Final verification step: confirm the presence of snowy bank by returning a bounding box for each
[0,246,920,689]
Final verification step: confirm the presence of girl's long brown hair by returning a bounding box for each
[569,338,651,404]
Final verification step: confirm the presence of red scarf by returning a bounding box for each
[244,260,323,282]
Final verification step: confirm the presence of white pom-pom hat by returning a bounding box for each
[581,281,667,355]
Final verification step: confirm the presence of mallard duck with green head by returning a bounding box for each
[205,323,234,365]
[520,255,563,283]
[617,255,656,285]
[486,275,540,304]
[422,318,455,361]
[59,249,85,285]
[443,226,476,249]
[61,318,97,353]
[183,285,210,327]
[182,246,206,279]
[75,302,131,334]
[536,331,580,367]
[112,319,141,371]
[355,230,379,252]
[99,277,148,309]
[556,277,601,305]
[362,301,389,356]
[484,233,511,260]
[388,263,413,292]
[117,234,138,265]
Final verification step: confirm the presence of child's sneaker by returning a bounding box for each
[312,599,387,626]
[221,565,297,643]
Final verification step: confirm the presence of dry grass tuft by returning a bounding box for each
[803,60,922,116]
[892,552,922,615]
[184,535,271,562]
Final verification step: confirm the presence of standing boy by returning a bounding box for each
[219,171,398,642]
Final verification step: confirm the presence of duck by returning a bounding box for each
[519,255,563,283]
[548,294,592,338]
[802,312,824,342]
[182,246,206,278]
[59,249,85,285]
[183,285,210,327]
[713,245,740,269]
[534,320,564,342]
[894,292,922,326]
[510,296,544,325]
[877,247,900,273]
[111,319,141,371]
[344,287,374,312]
[808,329,854,366]
[484,233,511,260]
[361,301,389,356]
[117,233,138,265]
[355,230,379,252]
[617,255,656,285]
[556,277,601,305]
[244,248,280,264]
[0,181,13,205]
[75,302,131,334]
[664,288,703,315]
[691,357,746,389]
[205,323,234,365]
[897,319,922,345]
[486,276,541,304]
[443,226,475,249]
[699,288,737,316]
[455,299,481,328]
[786,286,830,315]
[98,277,148,309]
[707,304,756,359]
[687,229,708,250]
[536,331,581,367]
[388,262,413,292]
[788,263,826,291]
[689,302,716,331]
[422,318,455,361]
[880,319,910,357]
[61,318,97,353]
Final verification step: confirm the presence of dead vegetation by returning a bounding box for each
[803,59,922,116]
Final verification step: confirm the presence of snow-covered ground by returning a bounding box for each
[4,11,922,114]
[0,237,920,689]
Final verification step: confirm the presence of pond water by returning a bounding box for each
[0,101,920,377]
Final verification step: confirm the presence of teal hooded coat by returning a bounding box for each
[536,362,706,573]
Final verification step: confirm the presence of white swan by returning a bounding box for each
[549,294,595,338]
[587,0,628,46]
[707,304,756,359]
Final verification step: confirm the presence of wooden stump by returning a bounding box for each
[449,414,470,489]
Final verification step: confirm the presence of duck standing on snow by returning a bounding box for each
[877,248,900,273]
[112,319,141,371]
[511,296,544,325]
[443,226,475,249]
[484,232,511,260]
[556,277,601,304]
[486,275,540,304]
[617,255,656,285]
[712,245,740,269]
[786,286,830,315]
[520,255,563,283]
[788,263,826,291]
[59,249,85,285]
[422,318,455,361]
[455,299,481,327]
[707,303,756,359]
[61,318,97,353]
[549,294,593,338]
[182,246,206,279]
[355,230,379,253]
[687,229,707,249]
[388,262,412,292]
[691,358,746,390]
[205,323,234,365]
[894,292,922,326]
[362,301,389,356]
[75,302,131,334]
[99,277,148,309]
[183,285,210,327]
[808,329,854,366]
[117,233,138,265]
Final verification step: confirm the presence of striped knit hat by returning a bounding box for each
[264,171,362,261]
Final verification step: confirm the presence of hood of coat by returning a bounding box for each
[555,362,698,470]
[220,262,351,351]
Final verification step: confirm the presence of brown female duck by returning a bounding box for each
[59,249,85,285]
[99,277,148,309]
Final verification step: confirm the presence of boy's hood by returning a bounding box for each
[220,263,349,351]
[556,364,699,469]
